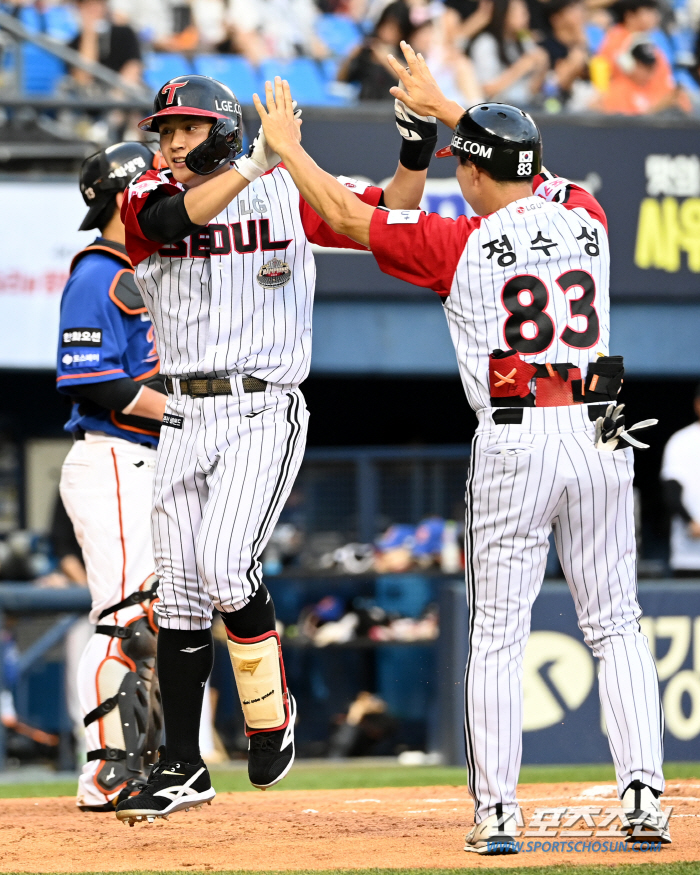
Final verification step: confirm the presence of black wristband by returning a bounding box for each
[399,136,438,172]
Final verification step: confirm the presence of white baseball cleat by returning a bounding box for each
[115,747,215,825]
[621,782,671,844]
[464,811,520,855]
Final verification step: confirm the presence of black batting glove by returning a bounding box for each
[395,99,437,172]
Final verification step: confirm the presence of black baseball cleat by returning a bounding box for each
[115,748,215,825]
[79,778,147,812]
[248,693,296,789]
[79,801,117,812]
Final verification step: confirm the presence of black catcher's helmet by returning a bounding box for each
[436,103,542,181]
[139,75,243,176]
[79,141,157,231]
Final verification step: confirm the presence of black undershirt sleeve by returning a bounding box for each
[50,493,83,562]
[66,377,141,411]
[137,188,204,244]
[662,479,693,523]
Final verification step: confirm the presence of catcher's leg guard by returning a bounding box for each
[226,630,290,733]
[85,616,161,802]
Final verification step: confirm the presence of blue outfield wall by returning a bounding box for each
[437,581,700,766]
[311,300,700,377]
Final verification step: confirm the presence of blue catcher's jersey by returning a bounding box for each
[56,238,160,447]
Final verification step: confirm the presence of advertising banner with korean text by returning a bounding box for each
[438,580,700,765]
[524,582,700,763]
[297,112,700,299]
[1,116,699,369]
[0,182,91,369]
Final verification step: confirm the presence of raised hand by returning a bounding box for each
[252,77,302,160]
[388,41,463,128]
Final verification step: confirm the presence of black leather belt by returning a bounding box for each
[492,404,608,426]
[165,376,268,396]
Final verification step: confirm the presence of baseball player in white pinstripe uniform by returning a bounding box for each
[255,54,669,854]
[115,74,438,824]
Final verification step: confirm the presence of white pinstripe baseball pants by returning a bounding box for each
[464,405,664,823]
[152,381,308,630]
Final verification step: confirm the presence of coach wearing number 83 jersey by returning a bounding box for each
[257,57,669,855]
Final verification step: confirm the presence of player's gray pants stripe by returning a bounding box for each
[152,387,309,630]
[463,406,664,824]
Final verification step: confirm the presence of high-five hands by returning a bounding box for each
[253,77,302,160]
[387,41,464,129]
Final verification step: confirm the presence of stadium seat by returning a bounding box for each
[649,28,675,66]
[585,23,606,55]
[43,5,79,42]
[315,14,362,57]
[21,44,65,95]
[142,53,194,93]
[671,27,697,67]
[259,58,344,106]
[194,55,260,98]
[676,67,700,94]
[6,4,72,95]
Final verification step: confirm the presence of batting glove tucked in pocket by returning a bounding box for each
[594,403,658,451]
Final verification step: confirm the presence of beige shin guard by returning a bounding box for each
[226,631,288,732]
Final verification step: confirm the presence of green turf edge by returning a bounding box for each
[2,866,699,875]
[1,762,698,799]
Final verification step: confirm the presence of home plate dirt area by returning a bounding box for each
[1,781,699,871]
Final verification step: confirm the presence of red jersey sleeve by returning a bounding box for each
[369,209,482,298]
[300,176,383,251]
[121,169,184,266]
[532,171,608,233]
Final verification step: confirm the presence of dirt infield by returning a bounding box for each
[1,781,699,871]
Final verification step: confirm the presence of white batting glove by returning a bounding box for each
[594,403,658,452]
[236,102,301,182]
[395,99,438,172]
[394,99,436,141]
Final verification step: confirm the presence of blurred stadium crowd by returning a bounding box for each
[2,0,700,121]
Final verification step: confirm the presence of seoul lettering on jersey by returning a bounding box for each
[120,163,380,652]
[122,165,382,382]
[157,219,292,258]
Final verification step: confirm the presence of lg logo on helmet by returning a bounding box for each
[450,136,493,159]
[215,99,241,114]
[518,150,533,177]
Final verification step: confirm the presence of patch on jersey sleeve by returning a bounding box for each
[61,328,102,347]
[61,352,101,367]
[534,177,570,203]
[128,178,162,199]
[336,176,371,195]
[386,210,423,225]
